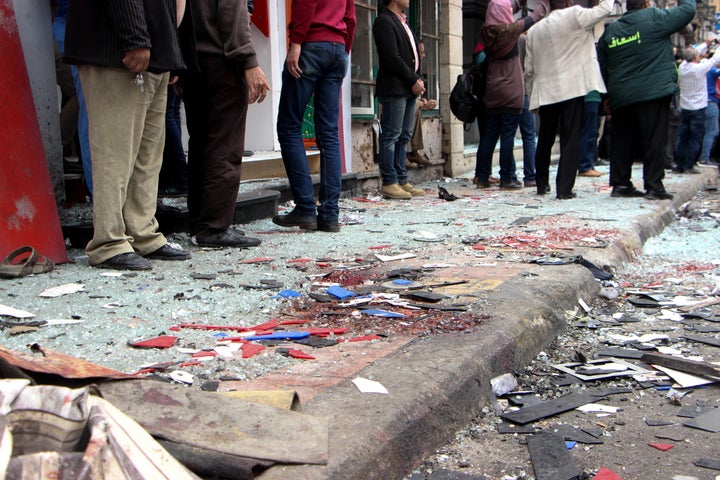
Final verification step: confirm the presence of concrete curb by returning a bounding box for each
[256,169,716,480]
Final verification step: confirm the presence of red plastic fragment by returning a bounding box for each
[288,258,313,263]
[345,334,381,342]
[238,257,273,264]
[592,467,623,480]
[472,244,485,250]
[304,327,349,336]
[279,319,310,326]
[247,319,279,331]
[241,343,265,359]
[647,442,673,451]
[178,361,203,367]
[287,348,315,360]
[129,335,177,349]
[191,351,217,358]
[368,245,392,250]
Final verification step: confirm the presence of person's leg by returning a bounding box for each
[535,104,559,193]
[518,96,536,184]
[160,86,188,192]
[555,97,583,197]
[578,100,599,173]
[639,96,671,194]
[186,56,249,237]
[700,101,719,164]
[80,66,163,265]
[674,110,692,171]
[686,108,706,168]
[276,50,322,214]
[377,96,407,186]
[396,96,417,187]
[124,71,170,255]
[312,43,347,224]
[609,104,637,190]
[475,114,501,186]
[498,113,520,184]
[73,67,93,195]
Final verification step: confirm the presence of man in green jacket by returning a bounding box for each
[598,0,695,200]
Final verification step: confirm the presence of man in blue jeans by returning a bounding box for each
[272,0,356,232]
[675,44,720,174]
[700,52,720,166]
[372,0,426,200]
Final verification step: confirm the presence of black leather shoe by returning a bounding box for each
[611,186,645,198]
[556,192,577,200]
[272,210,317,230]
[196,229,261,248]
[645,190,674,200]
[499,179,522,190]
[94,252,152,271]
[536,185,551,195]
[146,244,191,261]
[317,219,340,233]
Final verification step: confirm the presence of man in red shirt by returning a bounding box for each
[273,0,356,233]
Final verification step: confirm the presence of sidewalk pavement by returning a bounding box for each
[249,165,718,480]
[3,161,719,480]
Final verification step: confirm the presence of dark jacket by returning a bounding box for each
[598,0,696,110]
[480,14,542,114]
[372,9,421,98]
[64,0,185,74]
[189,0,258,70]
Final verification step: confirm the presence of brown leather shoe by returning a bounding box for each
[578,169,604,177]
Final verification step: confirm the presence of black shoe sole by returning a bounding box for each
[272,215,317,230]
[611,189,645,198]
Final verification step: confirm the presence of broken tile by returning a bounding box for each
[527,432,581,480]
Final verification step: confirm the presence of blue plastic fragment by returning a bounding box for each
[392,279,413,285]
[361,309,406,318]
[213,332,229,339]
[654,386,671,391]
[327,286,355,299]
[277,289,302,298]
[245,331,311,341]
[565,441,576,450]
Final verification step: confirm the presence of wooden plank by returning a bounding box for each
[641,352,720,379]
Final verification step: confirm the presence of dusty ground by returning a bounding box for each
[408,187,720,479]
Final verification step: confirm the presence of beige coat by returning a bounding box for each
[524,0,613,111]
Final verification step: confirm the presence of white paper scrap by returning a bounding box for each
[352,377,389,394]
[0,304,35,319]
[169,371,194,385]
[375,253,416,262]
[44,319,84,326]
[39,283,85,298]
[577,403,621,414]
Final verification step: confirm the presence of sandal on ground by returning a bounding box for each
[0,246,55,279]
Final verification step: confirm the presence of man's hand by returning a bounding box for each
[246,66,270,104]
[122,48,150,73]
[411,78,425,96]
[285,43,303,79]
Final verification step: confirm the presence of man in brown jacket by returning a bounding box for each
[183,0,270,247]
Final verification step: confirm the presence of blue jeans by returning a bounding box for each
[675,108,705,170]
[53,15,93,195]
[518,96,536,182]
[475,112,519,182]
[378,95,416,186]
[277,42,348,222]
[160,86,188,189]
[700,100,719,162]
[578,100,600,173]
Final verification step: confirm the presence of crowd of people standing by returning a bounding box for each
[50,0,719,272]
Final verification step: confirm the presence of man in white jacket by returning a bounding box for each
[524,0,614,199]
